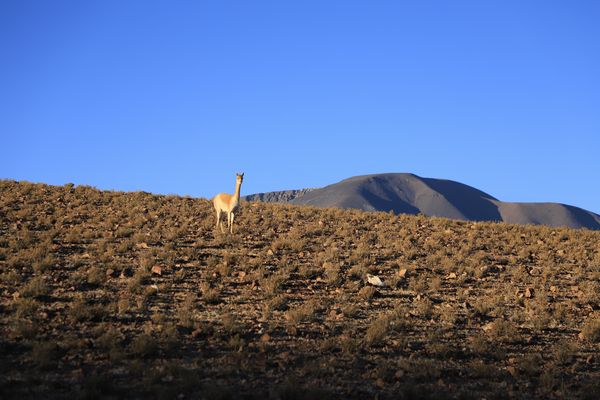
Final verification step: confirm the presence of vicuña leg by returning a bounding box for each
[229,212,235,233]
[216,210,225,233]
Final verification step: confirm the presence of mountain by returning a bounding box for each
[243,188,314,203]
[244,173,600,230]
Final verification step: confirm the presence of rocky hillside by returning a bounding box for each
[246,173,600,230]
[1,180,600,399]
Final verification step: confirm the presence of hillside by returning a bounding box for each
[1,180,600,399]
[244,173,600,230]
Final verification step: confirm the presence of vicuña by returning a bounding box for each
[213,173,244,233]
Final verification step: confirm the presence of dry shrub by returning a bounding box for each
[20,276,50,298]
[364,311,401,347]
[267,295,288,312]
[177,293,197,328]
[130,333,159,358]
[87,266,105,287]
[12,319,38,339]
[580,316,600,343]
[348,264,366,281]
[14,297,38,319]
[285,299,319,327]
[486,319,519,343]
[358,286,377,301]
[200,282,220,304]
[323,261,342,284]
[221,313,243,336]
[70,298,108,322]
[31,341,61,369]
[261,272,285,297]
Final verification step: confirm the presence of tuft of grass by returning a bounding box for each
[364,312,396,347]
[200,282,221,304]
[130,333,159,358]
[580,316,600,343]
[69,298,108,322]
[31,341,61,369]
[261,272,285,297]
[20,276,50,298]
[358,286,377,301]
[87,266,105,287]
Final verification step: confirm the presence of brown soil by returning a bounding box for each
[1,180,599,399]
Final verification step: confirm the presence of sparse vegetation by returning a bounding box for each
[1,180,599,399]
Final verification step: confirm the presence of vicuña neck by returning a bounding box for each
[232,181,242,203]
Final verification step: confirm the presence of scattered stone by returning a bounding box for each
[366,274,385,287]
[447,272,457,280]
[525,288,534,298]
[151,265,162,275]
[261,333,270,342]
[267,249,274,256]
[586,355,594,364]
[191,327,203,338]
[136,242,149,249]
[106,268,115,277]
[482,322,495,332]
[398,268,408,278]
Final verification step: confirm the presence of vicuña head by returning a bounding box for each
[213,172,244,233]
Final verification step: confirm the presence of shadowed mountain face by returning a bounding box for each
[243,188,314,203]
[244,173,600,230]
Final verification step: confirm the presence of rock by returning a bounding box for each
[261,333,270,342]
[586,355,594,364]
[398,268,408,278]
[482,322,495,332]
[151,265,162,275]
[447,272,457,280]
[267,249,274,256]
[525,288,534,298]
[192,327,203,338]
[106,268,115,277]
[366,274,385,287]
[136,242,149,249]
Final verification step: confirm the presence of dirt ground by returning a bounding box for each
[1,180,599,399]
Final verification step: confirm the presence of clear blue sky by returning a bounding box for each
[1,1,599,212]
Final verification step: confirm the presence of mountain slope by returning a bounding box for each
[2,180,600,398]
[243,188,314,203]
[245,173,600,230]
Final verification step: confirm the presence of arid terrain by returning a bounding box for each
[1,180,599,399]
